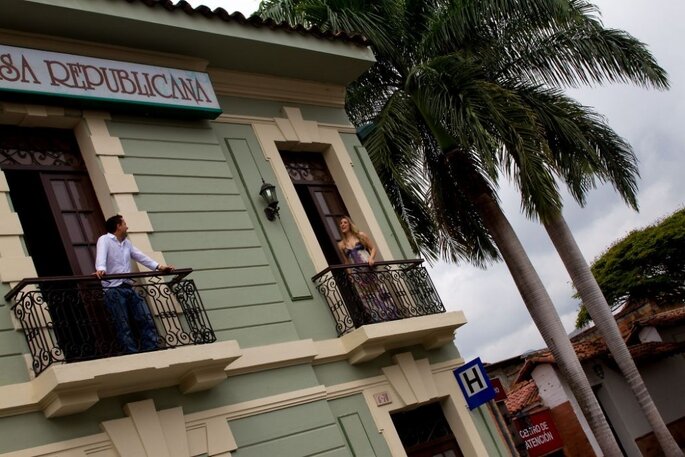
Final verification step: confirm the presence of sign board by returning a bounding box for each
[513,409,564,457]
[453,358,496,410]
[373,391,392,406]
[0,44,222,118]
[491,378,508,402]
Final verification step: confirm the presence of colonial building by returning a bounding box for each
[489,304,685,456]
[0,1,511,456]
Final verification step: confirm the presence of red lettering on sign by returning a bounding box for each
[513,410,563,457]
[0,53,20,81]
[20,56,40,84]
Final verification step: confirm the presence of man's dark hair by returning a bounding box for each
[105,215,124,234]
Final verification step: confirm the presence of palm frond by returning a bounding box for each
[257,0,307,24]
[422,0,581,56]
[516,85,639,209]
[495,19,669,89]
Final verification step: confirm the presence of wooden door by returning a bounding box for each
[1,126,113,361]
[41,172,105,275]
[392,403,464,457]
[307,185,348,263]
[40,172,113,360]
[282,151,351,265]
[406,435,464,457]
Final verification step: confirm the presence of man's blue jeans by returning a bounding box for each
[104,286,159,353]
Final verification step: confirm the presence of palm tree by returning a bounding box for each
[258,1,680,454]
[546,217,683,456]
[524,87,682,455]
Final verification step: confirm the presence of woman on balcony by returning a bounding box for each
[337,216,399,322]
[337,216,377,267]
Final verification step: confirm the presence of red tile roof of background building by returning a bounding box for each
[119,0,369,46]
[625,306,685,343]
[513,339,685,384]
[504,379,541,415]
[637,306,685,327]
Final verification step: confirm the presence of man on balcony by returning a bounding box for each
[94,215,173,354]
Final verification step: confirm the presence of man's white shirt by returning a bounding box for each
[95,233,159,287]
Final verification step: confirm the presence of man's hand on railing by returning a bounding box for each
[93,266,174,279]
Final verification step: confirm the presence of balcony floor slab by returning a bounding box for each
[0,340,241,418]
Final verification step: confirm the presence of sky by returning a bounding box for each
[188,0,685,362]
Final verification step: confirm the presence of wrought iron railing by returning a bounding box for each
[312,260,445,336]
[4,269,215,375]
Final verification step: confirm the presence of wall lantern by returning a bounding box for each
[592,363,605,380]
[259,180,280,221]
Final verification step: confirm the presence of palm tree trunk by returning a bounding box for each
[474,192,623,456]
[545,213,684,457]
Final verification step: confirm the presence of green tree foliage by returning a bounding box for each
[576,208,685,328]
[257,0,667,266]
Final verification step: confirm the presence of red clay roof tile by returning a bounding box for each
[119,0,369,46]
[504,379,541,415]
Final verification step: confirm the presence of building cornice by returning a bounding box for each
[0,28,208,71]
[209,68,347,108]
[0,312,466,419]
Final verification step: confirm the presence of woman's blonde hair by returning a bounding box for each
[339,215,361,237]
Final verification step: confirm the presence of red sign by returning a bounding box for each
[491,378,508,402]
[513,409,563,457]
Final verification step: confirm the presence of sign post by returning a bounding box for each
[453,358,496,410]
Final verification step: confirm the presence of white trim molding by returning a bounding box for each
[0,102,169,286]
[0,312,465,419]
[248,105,392,272]
[362,352,490,456]
[2,355,491,457]
[0,341,240,419]
[224,311,466,376]
[209,68,347,108]
[1,398,238,457]
[0,101,173,362]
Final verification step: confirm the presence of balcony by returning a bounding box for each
[5,269,216,376]
[312,260,447,336]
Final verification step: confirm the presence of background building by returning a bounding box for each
[488,303,685,456]
[0,1,511,455]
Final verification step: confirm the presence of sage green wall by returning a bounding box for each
[109,117,310,347]
[0,301,28,385]
[314,344,461,388]
[0,186,31,385]
[0,363,323,454]
[0,99,468,454]
[217,96,415,261]
[213,122,339,341]
[471,406,511,457]
[230,400,351,457]
[218,96,351,125]
[328,394,393,457]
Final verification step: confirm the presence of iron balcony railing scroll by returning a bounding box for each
[4,269,216,375]
[312,259,445,336]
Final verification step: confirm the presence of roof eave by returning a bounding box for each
[2,0,375,85]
